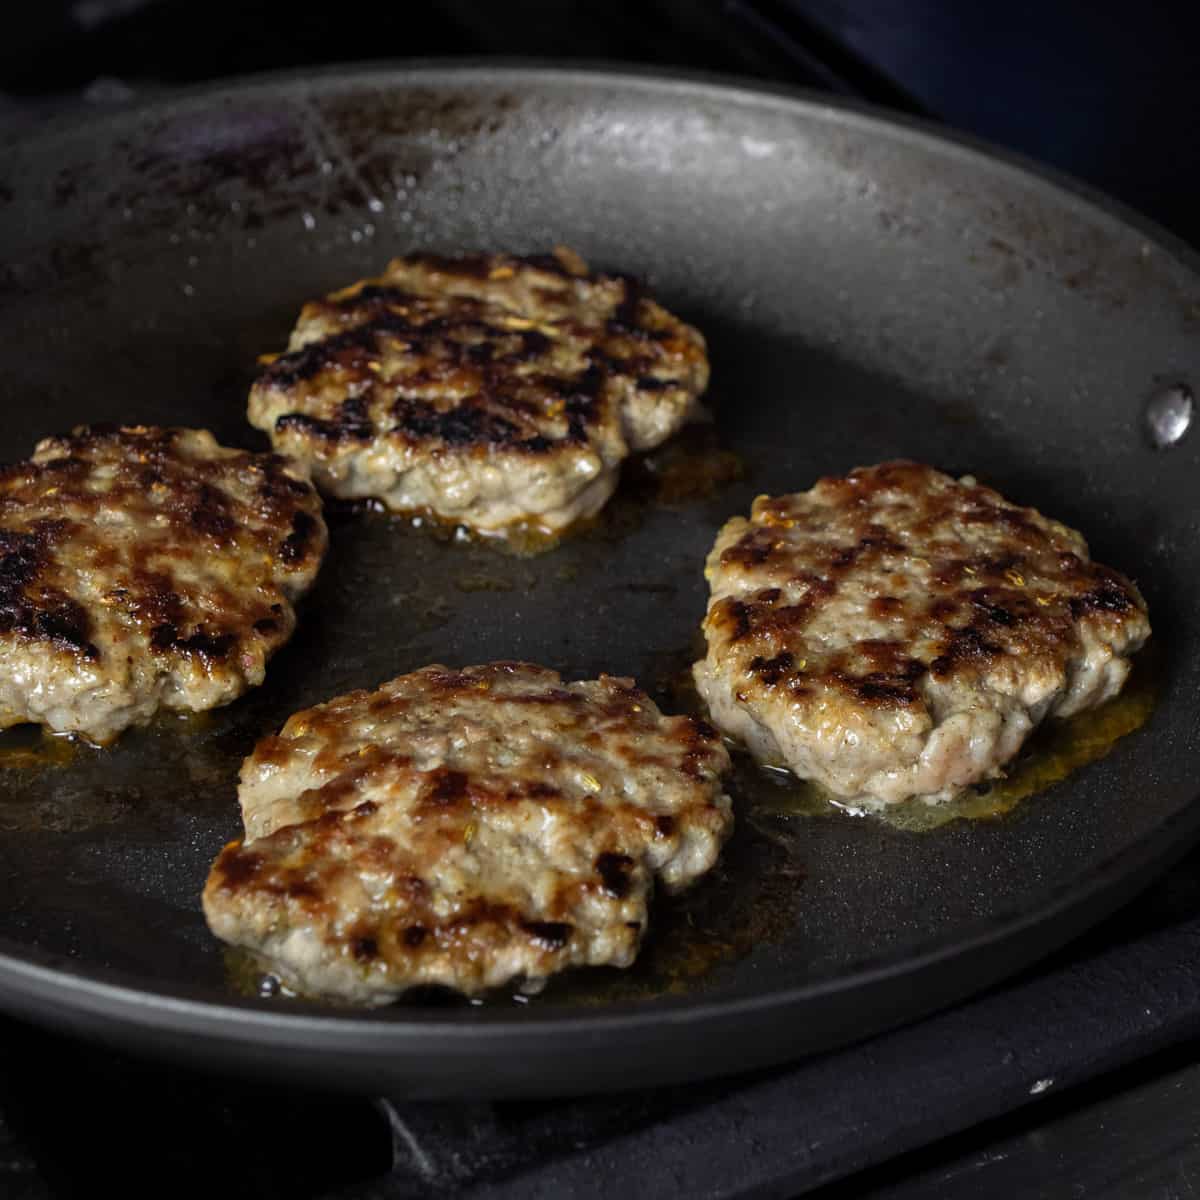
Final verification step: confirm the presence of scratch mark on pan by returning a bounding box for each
[301,98,384,214]
[374,1098,438,1180]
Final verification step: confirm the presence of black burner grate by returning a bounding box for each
[4,843,1200,1197]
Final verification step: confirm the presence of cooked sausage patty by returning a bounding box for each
[694,461,1151,807]
[0,425,327,744]
[203,662,733,1003]
[247,247,709,537]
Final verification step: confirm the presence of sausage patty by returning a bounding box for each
[203,662,733,1002]
[0,425,327,744]
[694,461,1151,807]
[247,248,709,538]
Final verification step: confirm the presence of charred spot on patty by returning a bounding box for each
[425,768,469,806]
[595,851,636,898]
[521,920,573,950]
[749,651,796,687]
[213,846,263,890]
[351,935,379,961]
[0,524,100,659]
[276,400,376,443]
[280,510,321,564]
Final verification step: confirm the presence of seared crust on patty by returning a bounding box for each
[0,425,327,743]
[247,247,709,535]
[203,662,732,1003]
[694,461,1151,807]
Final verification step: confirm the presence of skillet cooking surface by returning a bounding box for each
[0,65,1198,1098]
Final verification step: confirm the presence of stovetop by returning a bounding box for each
[4,843,1200,1198]
[2,3,1199,1197]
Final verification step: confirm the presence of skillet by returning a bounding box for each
[0,63,1198,1099]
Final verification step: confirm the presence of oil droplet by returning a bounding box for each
[0,726,88,770]
[1144,382,1193,449]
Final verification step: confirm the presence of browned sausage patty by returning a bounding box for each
[0,425,327,743]
[204,662,733,1003]
[694,462,1150,807]
[247,247,709,538]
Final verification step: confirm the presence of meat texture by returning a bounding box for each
[0,425,327,743]
[694,461,1150,807]
[204,662,733,1003]
[247,247,709,536]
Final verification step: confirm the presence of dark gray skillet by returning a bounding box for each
[0,63,1198,1098]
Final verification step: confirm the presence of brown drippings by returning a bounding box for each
[745,641,1160,832]
[533,805,804,1006]
[390,506,570,559]
[622,422,746,506]
[223,947,296,1002]
[337,421,745,559]
[0,726,131,832]
[0,704,226,774]
[0,724,88,770]
[452,572,518,594]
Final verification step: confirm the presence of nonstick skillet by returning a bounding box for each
[0,64,1198,1099]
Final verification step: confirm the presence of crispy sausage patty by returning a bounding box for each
[0,425,326,743]
[247,248,709,537]
[204,662,733,1002]
[694,461,1151,807]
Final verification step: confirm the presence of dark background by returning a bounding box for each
[3,0,1199,247]
[2,3,1200,1197]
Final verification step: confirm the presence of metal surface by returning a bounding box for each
[1145,383,1194,450]
[832,1050,1200,1200]
[0,64,1198,1097]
